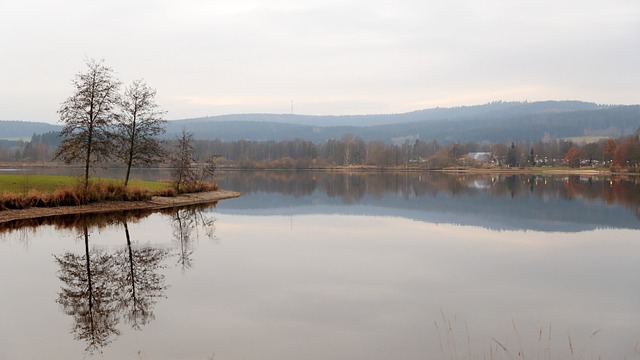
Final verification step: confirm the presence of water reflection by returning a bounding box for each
[0,172,638,359]
[42,206,215,354]
[215,171,640,231]
[117,221,169,330]
[0,209,156,235]
[217,171,640,210]
[55,226,122,353]
[171,207,217,271]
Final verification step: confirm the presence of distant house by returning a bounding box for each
[466,152,496,165]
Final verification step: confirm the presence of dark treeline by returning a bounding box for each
[192,131,640,170]
[4,130,640,172]
[0,131,61,162]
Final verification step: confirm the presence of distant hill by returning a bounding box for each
[3,101,640,144]
[165,101,640,143]
[0,121,62,140]
[169,100,605,127]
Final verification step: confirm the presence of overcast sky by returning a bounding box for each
[1,0,638,123]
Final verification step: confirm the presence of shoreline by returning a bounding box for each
[0,190,241,225]
[437,167,613,176]
[216,166,627,176]
[0,167,634,225]
[2,163,637,176]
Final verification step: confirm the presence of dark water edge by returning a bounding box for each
[6,168,640,232]
[212,170,640,232]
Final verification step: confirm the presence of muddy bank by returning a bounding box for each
[0,190,241,225]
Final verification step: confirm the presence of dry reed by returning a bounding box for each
[0,180,156,210]
[435,312,604,360]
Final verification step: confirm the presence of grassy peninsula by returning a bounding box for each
[0,173,240,225]
[0,174,218,211]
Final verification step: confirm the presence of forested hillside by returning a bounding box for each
[169,100,605,127]
[0,121,62,139]
[3,101,640,169]
[164,101,640,143]
[2,101,639,145]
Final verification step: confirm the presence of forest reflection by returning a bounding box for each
[216,171,640,218]
[42,205,216,354]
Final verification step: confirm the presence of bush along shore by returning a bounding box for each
[0,175,219,211]
[0,175,241,226]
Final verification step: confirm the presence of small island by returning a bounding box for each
[0,188,240,225]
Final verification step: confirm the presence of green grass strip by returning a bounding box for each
[0,174,170,194]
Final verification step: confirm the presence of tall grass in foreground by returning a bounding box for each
[0,179,154,210]
[176,180,218,194]
[0,176,219,211]
[435,311,613,360]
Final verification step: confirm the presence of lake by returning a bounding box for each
[1,170,639,359]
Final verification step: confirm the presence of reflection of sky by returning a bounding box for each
[181,212,640,359]
[1,209,639,359]
[213,190,640,232]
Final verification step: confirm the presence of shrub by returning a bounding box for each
[178,181,218,194]
[0,177,217,211]
[0,194,23,210]
[0,180,156,211]
[125,186,151,201]
[51,187,81,207]
[154,187,178,197]
[26,189,49,208]
[78,181,153,203]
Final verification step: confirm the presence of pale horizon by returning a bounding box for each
[4,98,639,125]
[1,0,638,124]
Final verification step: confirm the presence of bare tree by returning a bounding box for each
[115,79,167,186]
[198,155,219,182]
[56,59,121,191]
[170,129,196,192]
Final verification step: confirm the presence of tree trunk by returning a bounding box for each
[124,153,133,186]
[124,115,137,186]
[84,139,92,192]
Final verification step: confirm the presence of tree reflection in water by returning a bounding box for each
[54,226,120,354]
[114,221,169,330]
[52,206,215,354]
[170,206,217,272]
[216,171,640,216]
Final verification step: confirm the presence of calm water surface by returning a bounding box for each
[1,171,639,359]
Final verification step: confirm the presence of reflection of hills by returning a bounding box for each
[214,171,640,232]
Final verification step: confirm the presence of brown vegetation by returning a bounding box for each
[0,189,240,227]
[0,181,152,211]
[189,132,640,171]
